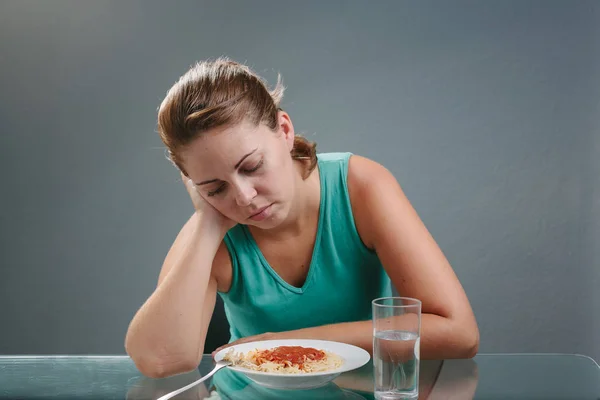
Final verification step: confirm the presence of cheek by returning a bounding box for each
[258,170,286,195]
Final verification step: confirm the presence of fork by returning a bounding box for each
[156,360,232,400]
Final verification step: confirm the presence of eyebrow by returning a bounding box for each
[195,148,258,186]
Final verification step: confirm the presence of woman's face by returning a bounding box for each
[181,113,298,229]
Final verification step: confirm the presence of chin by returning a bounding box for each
[247,203,289,230]
[248,220,279,230]
[247,215,282,230]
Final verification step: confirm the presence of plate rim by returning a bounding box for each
[213,338,371,377]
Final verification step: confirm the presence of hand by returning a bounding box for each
[181,172,237,235]
[211,332,277,359]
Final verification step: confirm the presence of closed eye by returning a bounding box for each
[207,183,226,197]
[243,159,263,174]
[206,159,262,196]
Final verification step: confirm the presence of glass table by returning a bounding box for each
[0,353,598,399]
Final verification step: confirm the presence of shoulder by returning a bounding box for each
[347,154,400,203]
[347,154,395,186]
[346,155,406,249]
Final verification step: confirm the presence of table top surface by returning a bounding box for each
[0,353,598,399]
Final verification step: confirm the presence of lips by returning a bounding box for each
[248,205,270,219]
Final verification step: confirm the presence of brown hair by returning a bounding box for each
[157,57,317,178]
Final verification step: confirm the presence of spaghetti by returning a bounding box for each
[223,345,344,374]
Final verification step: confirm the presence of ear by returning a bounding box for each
[277,110,295,151]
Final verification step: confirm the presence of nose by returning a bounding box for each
[234,182,257,207]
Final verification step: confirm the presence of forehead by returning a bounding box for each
[182,122,269,178]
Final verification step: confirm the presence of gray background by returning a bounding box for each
[1,0,598,362]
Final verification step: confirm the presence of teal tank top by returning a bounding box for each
[218,152,392,342]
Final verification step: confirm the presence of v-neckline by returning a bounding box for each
[241,161,325,294]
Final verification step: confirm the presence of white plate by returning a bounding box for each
[213,339,371,390]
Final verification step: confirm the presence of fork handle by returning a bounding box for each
[156,363,227,400]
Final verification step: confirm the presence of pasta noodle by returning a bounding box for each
[223,345,344,374]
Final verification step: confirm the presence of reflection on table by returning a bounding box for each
[0,353,597,399]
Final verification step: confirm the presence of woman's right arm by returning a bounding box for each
[125,177,234,378]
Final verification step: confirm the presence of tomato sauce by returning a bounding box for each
[256,346,326,370]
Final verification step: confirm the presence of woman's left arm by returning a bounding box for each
[344,155,479,359]
[215,156,479,359]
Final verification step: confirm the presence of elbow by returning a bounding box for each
[445,320,479,359]
[125,341,199,379]
[464,336,479,359]
[131,354,199,379]
[461,326,480,359]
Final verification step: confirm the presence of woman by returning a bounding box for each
[124,57,479,378]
